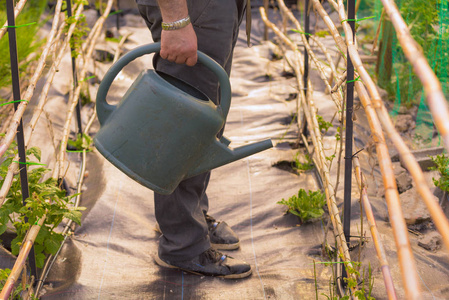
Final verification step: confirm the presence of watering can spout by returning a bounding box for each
[188,137,273,178]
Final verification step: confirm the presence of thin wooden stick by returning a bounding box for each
[54,0,114,179]
[371,9,385,55]
[312,0,346,55]
[335,0,422,297]
[0,216,46,300]
[331,70,347,93]
[112,32,133,64]
[260,7,358,292]
[277,0,343,115]
[0,0,28,40]
[336,2,449,297]
[309,0,447,296]
[0,3,84,208]
[353,157,397,300]
[380,0,449,152]
[310,36,339,86]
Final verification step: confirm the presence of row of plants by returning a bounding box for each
[0,0,94,297]
[0,136,90,297]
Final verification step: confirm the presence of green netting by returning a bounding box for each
[373,0,449,148]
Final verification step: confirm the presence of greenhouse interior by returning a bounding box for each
[0,0,449,299]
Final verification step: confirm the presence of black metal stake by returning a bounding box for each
[303,0,310,91]
[66,0,82,135]
[343,0,356,249]
[301,0,310,138]
[341,0,356,290]
[6,0,38,281]
[116,0,120,31]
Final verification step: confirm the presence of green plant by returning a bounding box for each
[0,0,47,89]
[0,268,23,299]
[294,152,314,172]
[64,0,90,58]
[317,115,333,134]
[316,30,330,38]
[0,142,85,268]
[67,133,93,151]
[105,36,122,43]
[277,189,326,223]
[429,153,449,193]
[316,259,375,300]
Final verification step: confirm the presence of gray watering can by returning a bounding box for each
[94,43,273,195]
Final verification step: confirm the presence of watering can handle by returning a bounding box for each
[96,42,232,126]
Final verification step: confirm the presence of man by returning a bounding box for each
[136,0,252,278]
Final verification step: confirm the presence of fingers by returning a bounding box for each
[160,25,198,66]
[185,54,198,67]
[160,52,197,66]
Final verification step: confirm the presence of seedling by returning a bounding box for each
[67,133,93,152]
[317,114,333,134]
[294,152,314,172]
[277,189,326,223]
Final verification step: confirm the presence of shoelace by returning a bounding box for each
[204,214,219,230]
[200,249,227,265]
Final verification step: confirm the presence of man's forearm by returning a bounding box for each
[156,0,198,66]
[157,0,189,22]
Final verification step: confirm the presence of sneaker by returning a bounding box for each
[154,214,240,250]
[204,214,240,250]
[154,248,252,279]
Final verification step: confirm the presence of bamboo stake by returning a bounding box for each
[312,0,346,55]
[277,0,343,115]
[0,0,28,40]
[54,0,114,179]
[290,1,444,297]
[0,216,46,300]
[334,0,422,297]
[112,32,133,64]
[353,157,397,300]
[371,9,385,55]
[0,3,84,208]
[309,36,339,87]
[260,7,358,292]
[331,70,347,93]
[0,0,64,158]
[379,0,449,153]
[336,1,449,297]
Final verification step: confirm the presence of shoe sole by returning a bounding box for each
[154,255,252,279]
[155,223,241,251]
[211,241,240,250]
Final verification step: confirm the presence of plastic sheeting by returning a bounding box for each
[2,5,449,300]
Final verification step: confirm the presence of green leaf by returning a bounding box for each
[26,147,42,162]
[64,210,82,225]
[0,212,9,225]
[0,223,7,236]
[11,236,22,255]
[35,252,46,269]
[44,237,61,255]
[35,227,50,245]
[34,244,44,255]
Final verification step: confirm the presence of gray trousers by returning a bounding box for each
[137,0,246,261]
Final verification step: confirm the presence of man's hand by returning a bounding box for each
[157,0,197,66]
[160,23,198,66]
